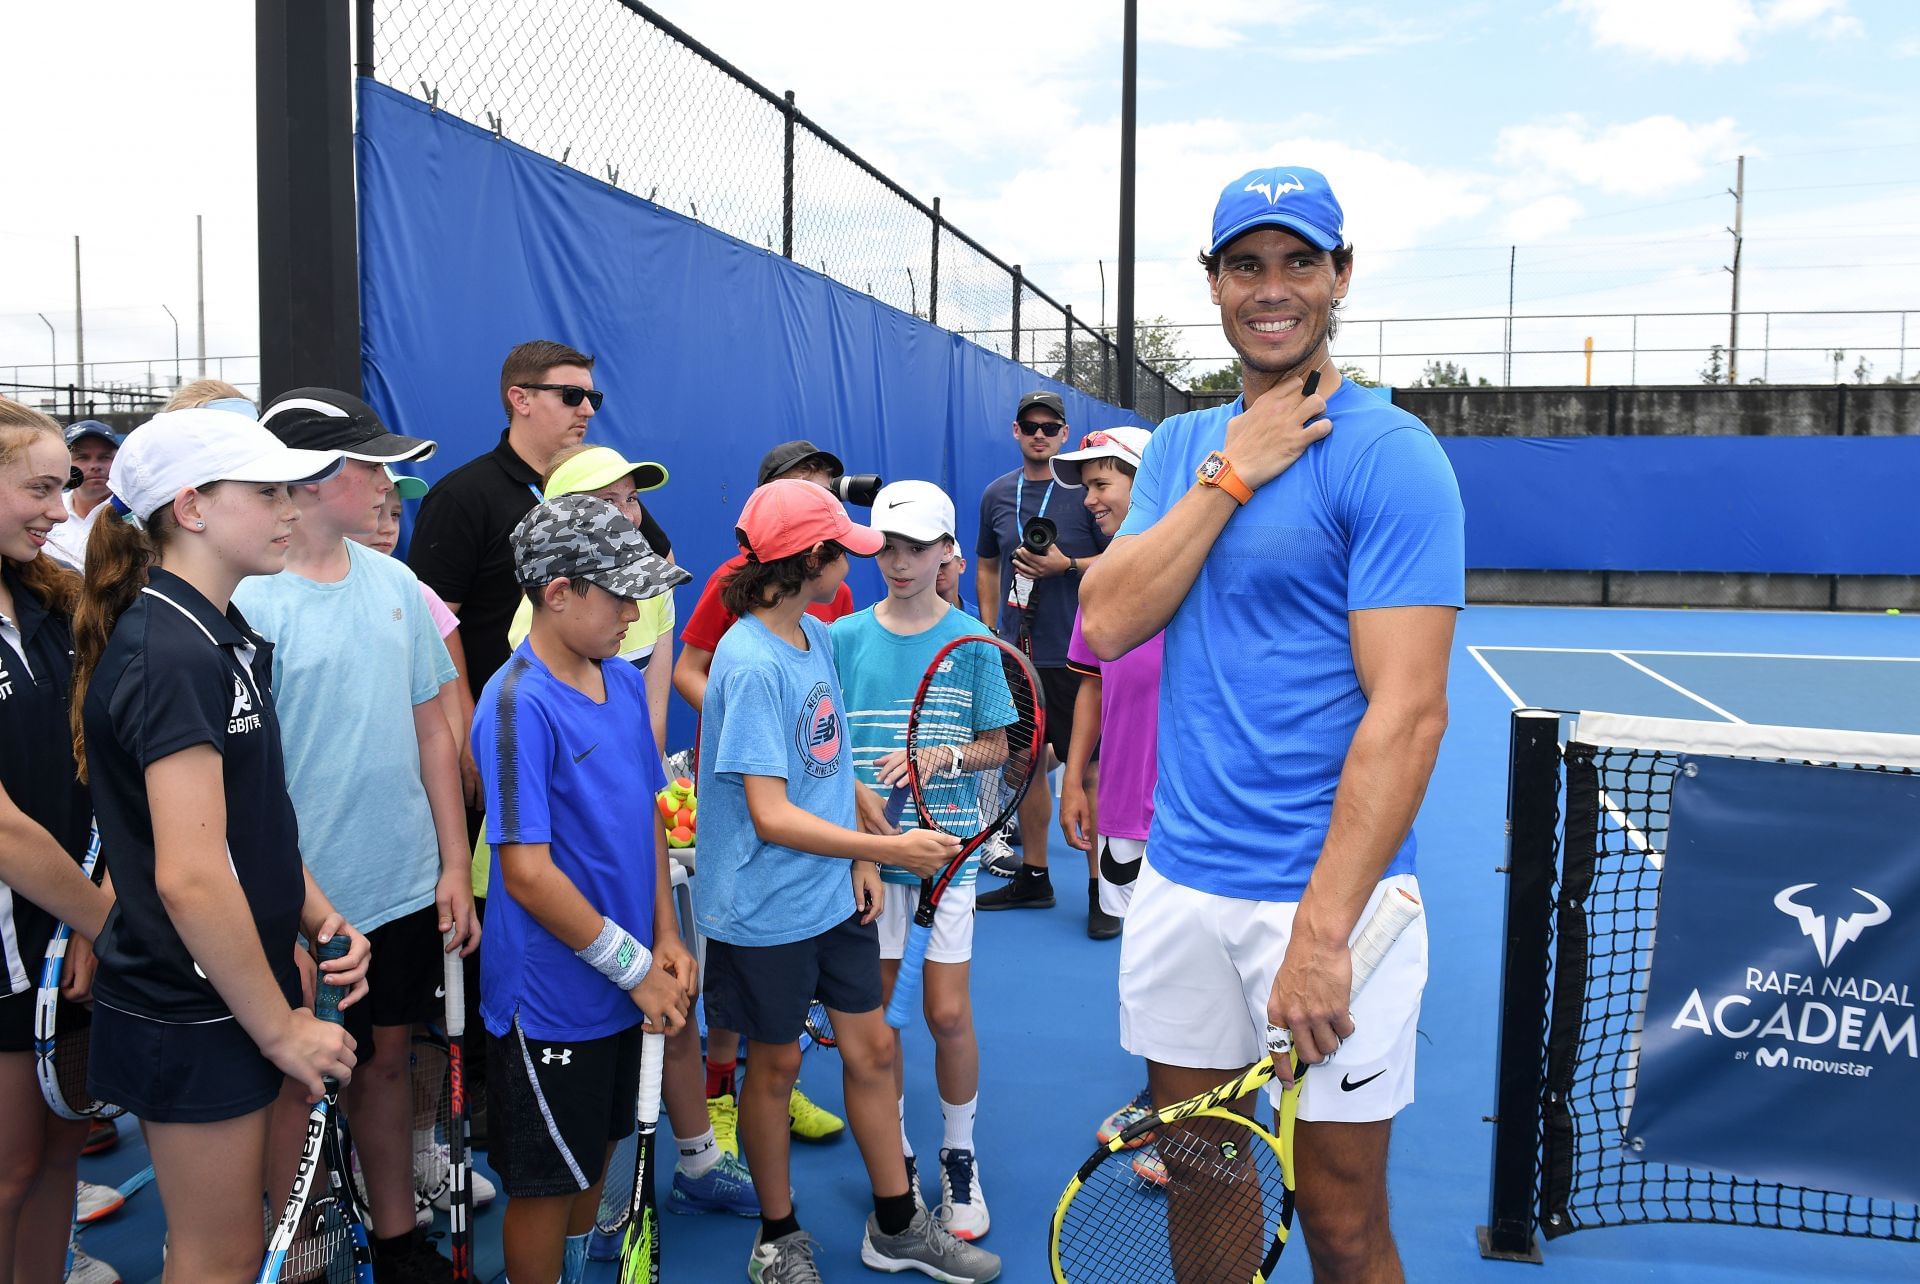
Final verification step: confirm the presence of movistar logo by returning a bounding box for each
[1245,174,1305,205]
[1774,883,1892,967]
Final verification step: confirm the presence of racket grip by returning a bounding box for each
[883,787,908,828]
[1266,887,1422,1058]
[442,927,465,1039]
[636,1031,666,1127]
[313,934,350,1027]
[885,924,933,1029]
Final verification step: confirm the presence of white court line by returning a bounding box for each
[1608,652,1746,724]
[1471,645,1920,663]
[1466,645,1526,710]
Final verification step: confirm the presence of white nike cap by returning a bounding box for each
[869,480,956,544]
[1051,426,1152,487]
[109,408,345,526]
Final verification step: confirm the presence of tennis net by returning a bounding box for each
[1479,709,1920,1261]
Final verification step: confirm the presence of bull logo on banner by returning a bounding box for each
[1772,883,1891,967]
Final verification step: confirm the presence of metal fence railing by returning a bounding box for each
[363,0,1191,422]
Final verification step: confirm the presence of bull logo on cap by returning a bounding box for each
[1245,174,1307,205]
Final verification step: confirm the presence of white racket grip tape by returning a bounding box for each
[1267,886,1423,1058]
[636,1031,667,1126]
[442,927,465,1039]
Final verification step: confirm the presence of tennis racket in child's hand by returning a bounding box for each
[883,635,1043,1029]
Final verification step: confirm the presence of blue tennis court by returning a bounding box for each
[69,605,1920,1281]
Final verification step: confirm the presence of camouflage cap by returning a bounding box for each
[511,493,691,602]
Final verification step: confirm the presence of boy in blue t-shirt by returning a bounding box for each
[831,481,1013,1242]
[471,494,697,1284]
[694,479,1002,1282]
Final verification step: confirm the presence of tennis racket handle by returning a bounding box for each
[313,934,350,1027]
[883,787,908,828]
[442,927,465,1038]
[1267,887,1422,1057]
[885,925,933,1029]
[636,1031,666,1127]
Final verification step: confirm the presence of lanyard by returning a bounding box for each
[1015,476,1055,531]
[526,482,543,504]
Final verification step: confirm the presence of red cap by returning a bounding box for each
[735,478,885,562]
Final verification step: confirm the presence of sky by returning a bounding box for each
[2,0,1917,398]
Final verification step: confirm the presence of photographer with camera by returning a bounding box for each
[975,391,1111,919]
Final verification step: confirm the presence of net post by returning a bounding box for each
[1478,708,1559,1263]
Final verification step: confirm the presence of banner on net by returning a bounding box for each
[1628,754,1920,1203]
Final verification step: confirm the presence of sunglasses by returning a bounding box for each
[517,382,605,411]
[1017,418,1066,436]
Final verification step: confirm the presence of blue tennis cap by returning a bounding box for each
[1209,166,1345,256]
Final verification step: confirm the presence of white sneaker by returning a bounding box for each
[73,1181,125,1225]
[67,1245,124,1283]
[936,1147,990,1241]
[415,1138,496,1221]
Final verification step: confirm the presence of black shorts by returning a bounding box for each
[485,1017,642,1198]
[341,905,448,1056]
[703,912,882,1046]
[1039,665,1092,766]
[87,1001,283,1123]
[0,984,89,1054]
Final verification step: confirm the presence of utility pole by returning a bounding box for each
[1724,155,1744,384]
[196,215,208,376]
[1115,0,1137,409]
[162,305,182,386]
[74,236,85,391]
[1504,246,1516,385]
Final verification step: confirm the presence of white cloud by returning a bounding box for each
[1561,0,1861,64]
[1495,114,1743,196]
[1502,194,1586,240]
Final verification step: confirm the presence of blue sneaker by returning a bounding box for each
[668,1151,760,1217]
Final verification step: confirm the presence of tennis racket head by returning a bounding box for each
[902,634,1043,871]
[34,975,118,1120]
[619,1031,667,1281]
[804,999,838,1049]
[277,1193,360,1284]
[1050,1104,1290,1284]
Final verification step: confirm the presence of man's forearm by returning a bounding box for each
[1062,675,1101,788]
[1295,696,1448,947]
[1078,484,1238,660]
[976,564,1001,633]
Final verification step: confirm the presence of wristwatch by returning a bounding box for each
[1196,451,1253,505]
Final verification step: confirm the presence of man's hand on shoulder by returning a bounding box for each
[1224,374,1333,492]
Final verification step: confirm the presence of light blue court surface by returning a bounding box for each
[73,606,1920,1282]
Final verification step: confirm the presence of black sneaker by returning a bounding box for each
[977,867,1054,911]
[370,1229,453,1283]
[1088,879,1123,940]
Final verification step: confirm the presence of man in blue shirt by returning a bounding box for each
[1080,167,1463,1284]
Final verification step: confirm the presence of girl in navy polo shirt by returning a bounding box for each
[68,409,373,1280]
[0,400,119,1282]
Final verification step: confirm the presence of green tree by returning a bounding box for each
[1413,360,1489,388]
[1338,363,1379,388]
[1699,344,1728,384]
[1044,315,1191,398]
[1190,363,1240,393]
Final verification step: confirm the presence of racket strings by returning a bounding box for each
[1055,1114,1289,1284]
[805,999,837,1048]
[410,1036,453,1198]
[275,1184,354,1284]
[55,1027,93,1110]
[905,642,1040,842]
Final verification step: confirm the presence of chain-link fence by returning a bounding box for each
[365,0,1190,421]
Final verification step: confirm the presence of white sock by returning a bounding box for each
[941,1094,977,1154]
[561,1231,589,1284]
[898,1093,913,1158]
[678,1126,721,1179]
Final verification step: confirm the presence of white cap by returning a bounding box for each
[109,409,345,525]
[869,480,956,544]
[1051,426,1153,487]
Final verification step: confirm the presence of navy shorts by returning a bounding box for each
[87,1001,284,1123]
[485,1017,642,1198]
[341,904,447,1057]
[703,912,883,1046]
[1039,665,1092,766]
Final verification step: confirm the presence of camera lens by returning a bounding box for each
[1022,517,1058,556]
[833,473,883,507]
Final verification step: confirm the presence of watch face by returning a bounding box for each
[1199,454,1225,482]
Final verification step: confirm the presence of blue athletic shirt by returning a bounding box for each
[694,613,860,947]
[1115,381,1464,901]
[472,641,665,1041]
[831,604,1015,887]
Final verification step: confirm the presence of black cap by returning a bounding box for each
[261,388,436,463]
[1017,391,1066,421]
[63,420,124,450]
[756,439,845,487]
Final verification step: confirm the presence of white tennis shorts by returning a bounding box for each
[1118,859,1427,1123]
[877,881,976,964]
[1097,836,1147,918]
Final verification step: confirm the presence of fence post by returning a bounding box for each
[1477,708,1558,1263]
[1064,306,1074,389]
[1010,265,1022,362]
[781,91,796,259]
[929,197,940,327]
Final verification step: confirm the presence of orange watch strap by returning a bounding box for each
[1215,460,1254,505]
